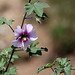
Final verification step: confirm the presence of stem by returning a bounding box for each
[51,67,57,75]
[51,67,54,72]
[5,49,15,72]
[5,0,32,72]
[21,0,32,29]
[29,0,31,3]
[8,25,14,32]
[21,12,27,29]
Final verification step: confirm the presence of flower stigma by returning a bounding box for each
[20,33,28,41]
[23,37,27,41]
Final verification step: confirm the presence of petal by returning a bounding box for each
[24,24,33,33]
[28,30,38,41]
[23,39,31,50]
[11,38,22,47]
[14,26,23,38]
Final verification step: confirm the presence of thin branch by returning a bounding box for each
[21,12,27,28]
[21,0,32,29]
[51,67,57,75]
[5,0,32,72]
[51,67,54,72]
[5,49,15,72]
[29,0,31,3]
[8,25,14,32]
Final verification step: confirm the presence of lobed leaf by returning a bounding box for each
[55,58,71,67]
[55,58,75,75]
[24,1,50,17]
[28,47,48,56]
[0,17,14,26]
[6,19,14,25]
[30,41,39,48]
[26,41,48,57]
[0,17,7,25]
[0,58,6,67]
[4,67,17,75]
[55,66,63,74]
[64,67,71,75]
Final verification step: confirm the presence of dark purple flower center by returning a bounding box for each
[20,33,28,41]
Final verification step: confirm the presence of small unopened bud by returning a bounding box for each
[36,17,42,24]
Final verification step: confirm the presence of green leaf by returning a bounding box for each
[11,58,14,64]
[64,66,71,75]
[37,63,54,74]
[6,19,14,25]
[8,54,19,64]
[45,63,55,68]
[25,3,34,15]
[24,1,50,17]
[34,1,49,17]
[29,50,42,56]
[55,66,63,73]
[4,67,17,75]
[0,58,6,67]
[4,72,10,75]
[30,47,41,53]
[0,17,14,26]
[28,47,48,56]
[55,58,70,67]
[0,47,19,65]
[0,17,7,25]
[26,41,48,57]
[55,58,75,74]
[37,58,75,75]
[70,65,75,70]
[1,48,13,56]
[37,66,45,74]
[30,41,39,48]
[30,47,48,53]
[12,54,20,59]
[36,2,50,8]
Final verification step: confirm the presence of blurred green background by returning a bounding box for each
[0,0,75,75]
[48,0,75,56]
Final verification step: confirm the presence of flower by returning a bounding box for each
[12,24,38,50]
